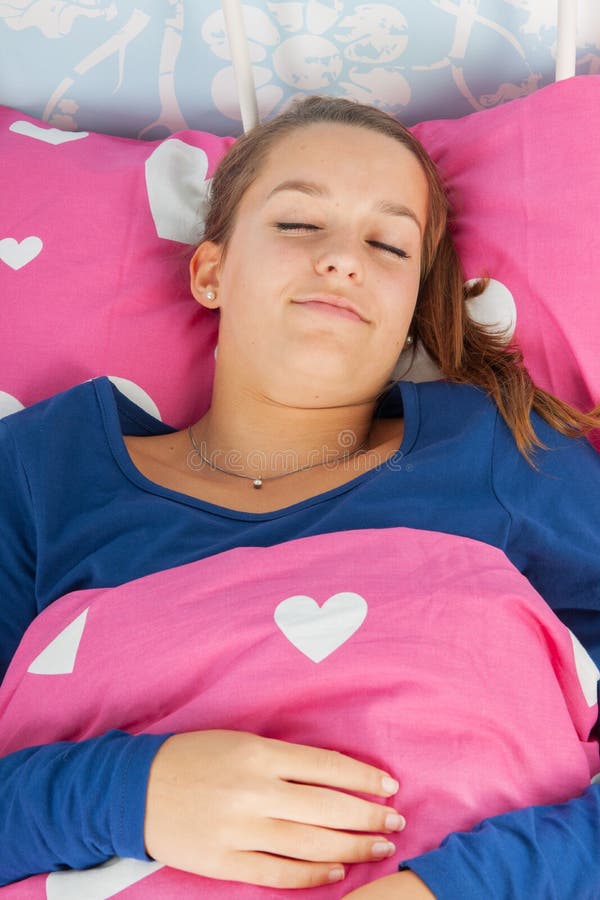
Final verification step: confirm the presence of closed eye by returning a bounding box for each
[368,241,409,259]
[275,223,410,259]
[275,222,319,232]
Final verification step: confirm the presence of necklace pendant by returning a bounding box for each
[252,478,263,489]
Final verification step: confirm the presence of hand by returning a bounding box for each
[144,730,405,889]
[342,870,436,899]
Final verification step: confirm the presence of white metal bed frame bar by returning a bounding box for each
[556,0,578,81]
[221,0,259,132]
[222,0,580,132]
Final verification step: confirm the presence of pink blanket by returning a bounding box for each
[1,528,598,898]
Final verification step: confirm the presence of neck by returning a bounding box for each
[191,381,377,479]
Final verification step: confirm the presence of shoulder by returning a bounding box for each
[1,382,91,476]
[1,377,173,453]
[2,379,100,438]
[410,380,495,418]
[401,380,499,454]
[402,380,600,481]
[1,380,113,473]
[407,379,598,455]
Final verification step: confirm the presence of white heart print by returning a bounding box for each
[274,592,368,662]
[46,857,163,900]
[0,236,43,270]
[145,139,211,243]
[9,120,89,145]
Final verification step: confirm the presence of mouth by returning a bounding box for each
[291,294,368,323]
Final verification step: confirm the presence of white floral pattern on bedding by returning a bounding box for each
[0,0,598,139]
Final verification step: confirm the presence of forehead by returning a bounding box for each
[249,122,429,220]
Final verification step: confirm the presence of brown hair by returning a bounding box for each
[202,95,599,459]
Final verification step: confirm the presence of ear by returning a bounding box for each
[189,240,223,308]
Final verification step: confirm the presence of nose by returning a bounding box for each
[314,236,363,281]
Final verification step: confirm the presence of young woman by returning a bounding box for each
[1,97,600,899]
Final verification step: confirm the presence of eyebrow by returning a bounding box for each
[266,179,423,236]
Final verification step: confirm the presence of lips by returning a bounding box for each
[292,294,368,323]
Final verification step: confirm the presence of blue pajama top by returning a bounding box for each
[1,375,600,897]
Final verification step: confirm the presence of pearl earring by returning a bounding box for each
[205,290,216,301]
[404,334,413,347]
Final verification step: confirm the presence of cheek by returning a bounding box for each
[381,270,420,321]
[272,240,311,270]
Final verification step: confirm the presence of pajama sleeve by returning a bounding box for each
[0,419,170,884]
[401,785,600,899]
[0,730,169,885]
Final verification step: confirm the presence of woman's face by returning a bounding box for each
[201,122,429,408]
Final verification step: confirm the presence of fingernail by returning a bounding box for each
[385,813,406,832]
[372,841,396,858]
[328,867,345,882]
[382,776,399,794]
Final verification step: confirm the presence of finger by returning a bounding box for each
[234,851,347,890]
[268,737,400,797]
[270,780,406,834]
[241,818,398,864]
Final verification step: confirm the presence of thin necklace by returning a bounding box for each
[188,426,369,489]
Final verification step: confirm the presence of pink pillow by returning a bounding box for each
[0,106,234,428]
[1,77,599,431]
[413,75,600,419]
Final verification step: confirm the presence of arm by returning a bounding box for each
[0,731,168,884]
[0,418,172,883]
[399,786,600,899]
[495,412,600,663]
[0,417,406,888]
[389,415,600,899]
[341,789,600,900]
[0,728,407,887]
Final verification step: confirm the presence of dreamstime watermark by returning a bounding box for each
[186,429,406,476]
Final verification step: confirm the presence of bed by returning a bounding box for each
[1,2,600,897]
[1,0,599,432]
